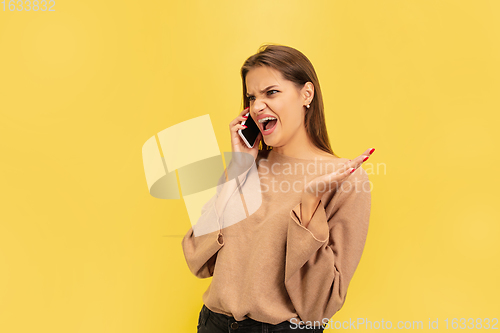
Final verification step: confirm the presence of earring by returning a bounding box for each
[306,103,310,109]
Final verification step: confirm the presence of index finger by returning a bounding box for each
[230,107,250,126]
[239,107,250,116]
[341,148,375,171]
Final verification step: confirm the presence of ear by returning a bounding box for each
[301,82,314,104]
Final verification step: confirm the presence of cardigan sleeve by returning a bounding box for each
[285,166,371,323]
[181,194,225,279]
[181,158,254,279]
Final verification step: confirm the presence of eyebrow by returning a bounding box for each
[246,85,279,97]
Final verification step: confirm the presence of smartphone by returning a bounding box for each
[238,112,261,148]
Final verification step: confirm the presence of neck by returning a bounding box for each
[272,127,326,159]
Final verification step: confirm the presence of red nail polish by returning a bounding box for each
[242,125,247,128]
[369,148,375,154]
[243,115,248,118]
[363,156,369,162]
[245,107,249,110]
[350,168,356,173]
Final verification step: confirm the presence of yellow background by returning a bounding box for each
[1,0,499,332]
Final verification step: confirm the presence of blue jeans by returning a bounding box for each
[197,304,325,333]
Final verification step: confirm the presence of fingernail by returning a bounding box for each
[245,107,249,110]
[369,148,375,155]
[242,125,247,128]
[363,156,369,162]
[243,115,248,118]
[350,168,356,173]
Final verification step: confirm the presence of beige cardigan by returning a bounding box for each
[182,149,371,325]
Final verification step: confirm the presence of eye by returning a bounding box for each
[247,90,279,102]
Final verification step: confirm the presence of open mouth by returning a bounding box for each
[258,117,278,133]
[262,119,277,131]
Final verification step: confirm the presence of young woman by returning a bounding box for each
[182,44,374,333]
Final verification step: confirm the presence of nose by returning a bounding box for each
[251,101,267,118]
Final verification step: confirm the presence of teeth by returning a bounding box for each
[258,117,277,123]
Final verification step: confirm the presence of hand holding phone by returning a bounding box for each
[229,107,262,161]
[238,111,261,149]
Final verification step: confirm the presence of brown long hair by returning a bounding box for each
[240,43,338,157]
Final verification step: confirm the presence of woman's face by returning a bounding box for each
[245,66,310,148]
